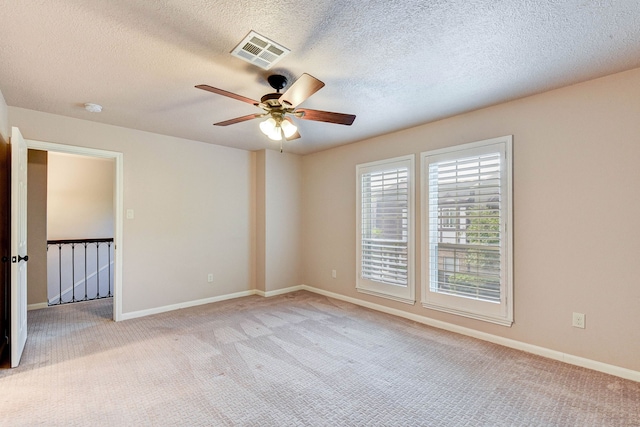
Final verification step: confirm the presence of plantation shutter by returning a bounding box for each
[361,166,409,286]
[428,150,503,302]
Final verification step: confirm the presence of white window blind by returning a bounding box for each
[428,151,502,302]
[357,155,415,304]
[361,167,409,286]
[421,136,513,326]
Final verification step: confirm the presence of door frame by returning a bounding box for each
[0,134,9,362]
[26,139,124,321]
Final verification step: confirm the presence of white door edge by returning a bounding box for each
[10,127,28,367]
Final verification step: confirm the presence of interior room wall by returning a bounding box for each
[26,150,48,306]
[255,150,266,293]
[47,152,114,240]
[264,149,302,292]
[301,67,640,373]
[8,108,255,315]
[0,89,8,142]
[254,149,303,293]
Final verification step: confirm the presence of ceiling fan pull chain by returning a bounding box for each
[280,139,283,153]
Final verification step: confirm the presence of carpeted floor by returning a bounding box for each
[0,291,638,426]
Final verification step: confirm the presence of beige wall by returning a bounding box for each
[26,150,48,306]
[47,152,114,240]
[264,149,302,292]
[0,89,8,143]
[255,150,266,293]
[301,67,640,372]
[9,107,255,314]
[254,149,303,293]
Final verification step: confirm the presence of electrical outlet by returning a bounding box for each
[572,312,585,329]
[207,273,214,283]
[332,269,337,279]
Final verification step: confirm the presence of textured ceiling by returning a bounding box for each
[1,1,640,154]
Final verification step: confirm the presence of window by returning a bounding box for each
[421,136,513,325]
[356,155,414,304]
[440,207,457,229]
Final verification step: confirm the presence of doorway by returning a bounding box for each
[45,152,114,306]
[26,139,123,321]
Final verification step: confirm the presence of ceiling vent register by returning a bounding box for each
[231,31,290,70]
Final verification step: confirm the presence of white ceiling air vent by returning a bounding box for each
[230,31,290,70]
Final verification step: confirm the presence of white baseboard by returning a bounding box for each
[298,284,640,383]
[255,285,305,298]
[120,290,256,321]
[27,302,49,311]
[122,286,305,320]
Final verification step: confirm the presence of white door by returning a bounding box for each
[10,126,28,367]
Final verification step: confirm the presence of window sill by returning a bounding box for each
[421,301,513,327]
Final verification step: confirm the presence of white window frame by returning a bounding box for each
[356,155,415,304]
[421,136,513,326]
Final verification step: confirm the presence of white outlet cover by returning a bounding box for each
[572,312,585,329]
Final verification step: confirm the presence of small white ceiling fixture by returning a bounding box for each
[230,30,290,70]
[84,103,102,113]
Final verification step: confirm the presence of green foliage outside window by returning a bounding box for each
[446,208,500,301]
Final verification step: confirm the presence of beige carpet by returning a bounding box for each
[0,291,638,426]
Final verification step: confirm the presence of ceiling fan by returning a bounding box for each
[196,73,356,151]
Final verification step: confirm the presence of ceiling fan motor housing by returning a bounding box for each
[260,92,282,107]
[267,74,288,91]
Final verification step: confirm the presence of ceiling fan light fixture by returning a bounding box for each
[267,127,282,141]
[280,119,297,138]
[259,117,277,135]
[260,117,282,140]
